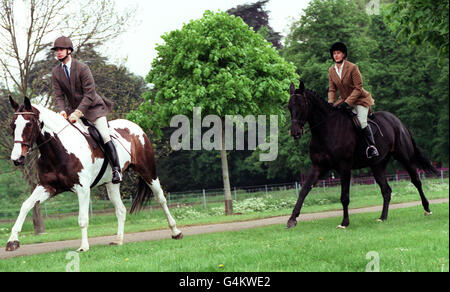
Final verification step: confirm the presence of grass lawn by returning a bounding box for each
[0,202,447,272]
[0,178,448,246]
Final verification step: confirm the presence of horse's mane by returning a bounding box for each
[32,104,70,133]
[304,88,335,113]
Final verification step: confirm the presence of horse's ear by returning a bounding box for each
[299,81,305,94]
[24,96,32,110]
[9,96,19,112]
[290,83,295,95]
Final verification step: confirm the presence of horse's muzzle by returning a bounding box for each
[290,128,303,140]
[13,156,25,166]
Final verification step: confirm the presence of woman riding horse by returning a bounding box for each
[51,36,122,183]
[328,42,379,159]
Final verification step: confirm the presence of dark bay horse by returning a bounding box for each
[287,81,437,229]
[6,96,182,252]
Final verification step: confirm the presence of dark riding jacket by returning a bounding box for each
[328,60,374,108]
[52,58,113,121]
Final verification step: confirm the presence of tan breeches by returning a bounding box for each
[93,116,111,143]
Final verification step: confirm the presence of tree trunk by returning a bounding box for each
[220,127,233,215]
[32,202,46,235]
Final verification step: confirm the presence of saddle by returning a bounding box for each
[348,109,381,136]
[78,117,110,188]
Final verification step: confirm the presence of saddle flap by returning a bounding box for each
[79,117,105,149]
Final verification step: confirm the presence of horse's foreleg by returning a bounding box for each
[371,164,392,221]
[106,183,126,245]
[6,185,51,251]
[287,165,322,229]
[148,178,183,239]
[337,170,351,229]
[75,186,91,252]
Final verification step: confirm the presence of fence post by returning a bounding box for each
[323,180,326,192]
[396,174,399,184]
[234,187,237,201]
[89,198,93,222]
[44,202,48,218]
[265,185,268,196]
[441,169,444,184]
[295,182,299,197]
[202,189,206,209]
[374,179,377,190]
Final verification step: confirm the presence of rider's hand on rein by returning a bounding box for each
[68,109,83,123]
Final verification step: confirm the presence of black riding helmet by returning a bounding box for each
[330,42,347,62]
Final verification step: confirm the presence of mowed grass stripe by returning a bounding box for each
[0,202,447,272]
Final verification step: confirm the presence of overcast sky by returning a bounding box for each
[105,0,311,78]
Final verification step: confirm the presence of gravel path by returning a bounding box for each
[0,198,447,259]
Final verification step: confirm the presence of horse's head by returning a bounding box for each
[9,96,40,166]
[288,81,310,139]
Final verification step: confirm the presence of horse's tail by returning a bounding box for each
[411,136,439,176]
[130,177,154,214]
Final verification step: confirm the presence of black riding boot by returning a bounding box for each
[104,140,122,184]
[362,126,379,159]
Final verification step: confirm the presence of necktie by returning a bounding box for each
[63,64,70,81]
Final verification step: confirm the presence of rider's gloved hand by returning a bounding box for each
[60,111,68,119]
[336,102,352,111]
[68,109,84,123]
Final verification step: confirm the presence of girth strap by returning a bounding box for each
[91,157,109,188]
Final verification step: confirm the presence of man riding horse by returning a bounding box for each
[51,36,122,183]
[327,42,379,159]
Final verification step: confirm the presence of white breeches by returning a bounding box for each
[93,116,111,143]
[354,105,369,129]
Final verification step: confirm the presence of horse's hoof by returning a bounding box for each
[336,225,346,229]
[424,211,433,216]
[109,240,123,246]
[376,218,384,222]
[172,233,183,240]
[5,241,20,252]
[76,247,89,252]
[286,219,297,229]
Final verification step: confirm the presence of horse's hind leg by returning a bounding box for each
[337,170,351,229]
[147,178,183,239]
[404,165,431,215]
[371,164,392,221]
[106,182,126,245]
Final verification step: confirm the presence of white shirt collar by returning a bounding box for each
[62,57,72,71]
[334,60,345,79]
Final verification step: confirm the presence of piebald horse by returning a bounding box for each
[6,96,182,252]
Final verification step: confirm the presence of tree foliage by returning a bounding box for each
[383,0,449,61]
[227,0,282,49]
[130,10,297,135]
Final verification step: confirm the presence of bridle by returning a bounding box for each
[13,111,71,154]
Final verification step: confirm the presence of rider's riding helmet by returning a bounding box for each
[329,42,347,62]
[51,36,74,62]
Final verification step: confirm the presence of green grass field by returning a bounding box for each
[0,178,448,247]
[0,202,448,272]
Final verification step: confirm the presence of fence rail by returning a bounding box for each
[0,168,448,221]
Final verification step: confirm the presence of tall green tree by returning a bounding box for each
[383,0,449,62]
[130,11,298,214]
[227,0,283,49]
